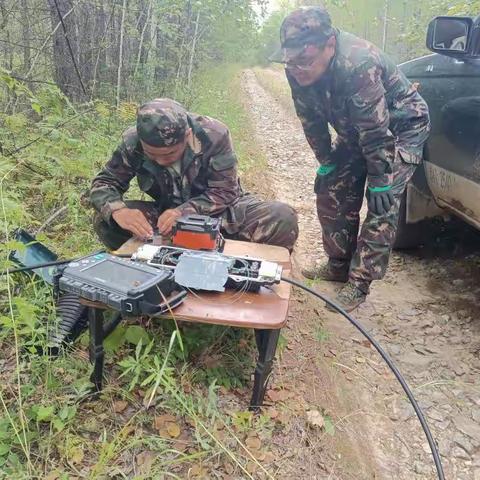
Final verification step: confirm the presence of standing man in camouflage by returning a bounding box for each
[90,98,298,251]
[272,7,430,311]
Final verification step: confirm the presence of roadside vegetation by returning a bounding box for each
[0,0,277,475]
[0,64,281,479]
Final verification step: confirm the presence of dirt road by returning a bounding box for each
[241,68,480,480]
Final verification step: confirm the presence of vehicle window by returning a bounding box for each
[433,18,469,51]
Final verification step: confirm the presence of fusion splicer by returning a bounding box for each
[55,253,187,316]
[132,245,283,293]
[171,214,224,251]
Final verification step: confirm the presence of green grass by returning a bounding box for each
[314,325,331,343]
[0,65,277,479]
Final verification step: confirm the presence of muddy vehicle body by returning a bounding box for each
[395,15,480,248]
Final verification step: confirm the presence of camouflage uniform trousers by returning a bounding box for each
[315,153,417,293]
[93,194,299,252]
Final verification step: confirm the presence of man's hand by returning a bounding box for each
[367,187,395,216]
[157,208,182,236]
[111,208,153,239]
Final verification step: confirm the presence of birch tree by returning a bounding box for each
[116,0,127,108]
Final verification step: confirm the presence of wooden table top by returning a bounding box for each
[113,238,292,329]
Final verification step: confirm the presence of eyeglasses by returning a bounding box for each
[283,45,322,70]
[285,57,318,70]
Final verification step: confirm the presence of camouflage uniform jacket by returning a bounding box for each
[90,114,242,221]
[288,29,431,188]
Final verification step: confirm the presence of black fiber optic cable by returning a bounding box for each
[1,258,74,276]
[281,276,445,480]
[0,250,129,276]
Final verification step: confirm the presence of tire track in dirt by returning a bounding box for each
[241,68,480,480]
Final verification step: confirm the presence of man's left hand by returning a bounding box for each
[157,208,182,236]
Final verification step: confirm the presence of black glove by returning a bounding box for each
[367,187,395,215]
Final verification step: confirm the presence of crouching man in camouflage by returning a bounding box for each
[89,98,298,252]
[272,7,430,311]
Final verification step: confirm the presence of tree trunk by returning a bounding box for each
[20,0,31,73]
[154,23,167,82]
[25,3,75,81]
[91,2,114,100]
[116,0,127,107]
[382,0,389,52]
[3,28,12,73]
[133,0,153,79]
[47,0,84,101]
[187,10,200,89]
[174,12,189,88]
[77,1,95,91]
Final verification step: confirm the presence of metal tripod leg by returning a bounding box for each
[88,307,105,392]
[249,328,280,411]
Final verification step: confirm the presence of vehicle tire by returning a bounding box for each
[393,190,428,249]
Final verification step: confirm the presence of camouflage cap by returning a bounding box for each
[137,98,188,147]
[270,6,334,63]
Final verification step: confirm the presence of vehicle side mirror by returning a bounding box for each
[426,16,476,57]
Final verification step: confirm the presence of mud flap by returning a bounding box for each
[405,182,444,224]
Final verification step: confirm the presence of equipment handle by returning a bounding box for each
[139,288,187,316]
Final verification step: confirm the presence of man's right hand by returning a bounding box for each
[367,187,395,216]
[111,208,153,239]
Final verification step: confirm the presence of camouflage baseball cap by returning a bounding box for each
[137,98,188,147]
[270,6,334,63]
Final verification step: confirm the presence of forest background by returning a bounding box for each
[0,0,479,478]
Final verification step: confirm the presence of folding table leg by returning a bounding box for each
[249,328,280,411]
[88,307,105,392]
